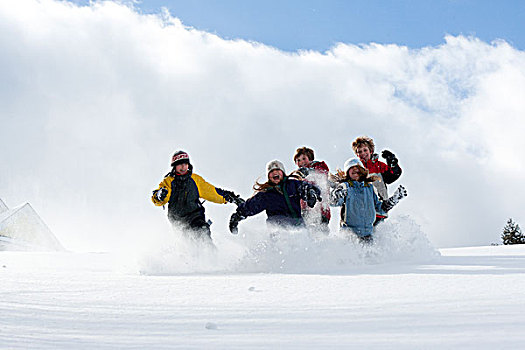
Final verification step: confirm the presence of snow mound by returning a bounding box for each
[135,215,438,275]
[0,200,64,251]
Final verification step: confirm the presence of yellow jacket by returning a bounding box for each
[151,173,227,206]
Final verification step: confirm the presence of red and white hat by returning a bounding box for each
[171,151,190,167]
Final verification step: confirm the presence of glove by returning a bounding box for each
[297,167,310,178]
[155,188,168,202]
[331,185,346,202]
[300,183,322,208]
[381,150,398,167]
[229,211,245,234]
[307,188,322,208]
[219,189,246,206]
[381,185,407,212]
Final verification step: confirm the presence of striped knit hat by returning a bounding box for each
[171,150,190,167]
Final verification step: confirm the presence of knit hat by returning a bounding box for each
[344,158,364,173]
[171,150,190,167]
[266,160,286,175]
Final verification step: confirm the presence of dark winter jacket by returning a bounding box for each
[152,166,227,226]
[237,178,309,227]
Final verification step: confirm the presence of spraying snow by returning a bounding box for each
[136,214,437,275]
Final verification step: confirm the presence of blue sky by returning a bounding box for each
[71,0,525,51]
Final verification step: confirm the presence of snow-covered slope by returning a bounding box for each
[1,242,524,349]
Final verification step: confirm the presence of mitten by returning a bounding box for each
[381,149,398,167]
[306,187,321,208]
[381,185,407,212]
[155,188,168,202]
[229,211,246,234]
[332,185,346,201]
[218,189,246,206]
[297,167,310,178]
[300,183,321,208]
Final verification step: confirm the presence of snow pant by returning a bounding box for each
[186,216,211,240]
[169,211,211,241]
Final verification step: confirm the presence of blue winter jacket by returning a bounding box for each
[332,180,385,237]
[237,178,306,227]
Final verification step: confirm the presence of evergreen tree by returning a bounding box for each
[501,218,524,245]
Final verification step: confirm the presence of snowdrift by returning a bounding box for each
[0,198,64,251]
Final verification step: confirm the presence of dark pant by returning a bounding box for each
[169,212,211,240]
[359,234,373,243]
[187,216,211,239]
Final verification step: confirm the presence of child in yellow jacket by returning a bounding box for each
[152,150,242,240]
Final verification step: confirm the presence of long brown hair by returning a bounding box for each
[253,179,279,192]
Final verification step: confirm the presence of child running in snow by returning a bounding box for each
[229,160,321,234]
[291,147,332,230]
[331,158,407,242]
[351,136,403,224]
[152,150,243,241]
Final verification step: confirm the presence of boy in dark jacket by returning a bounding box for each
[152,150,242,240]
[229,160,321,234]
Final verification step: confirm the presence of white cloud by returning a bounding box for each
[1,0,524,250]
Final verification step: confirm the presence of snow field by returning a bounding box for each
[1,216,524,349]
[1,244,525,349]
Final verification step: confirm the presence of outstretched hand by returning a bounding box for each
[220,189,246,206]
[229,211,245,234]
[392,185,407,200]
[381,185,407,212]
[381,149,398,167]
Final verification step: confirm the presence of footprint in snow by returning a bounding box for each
[205,322,218,330]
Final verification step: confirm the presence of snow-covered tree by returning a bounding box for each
[501,218,525,245]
